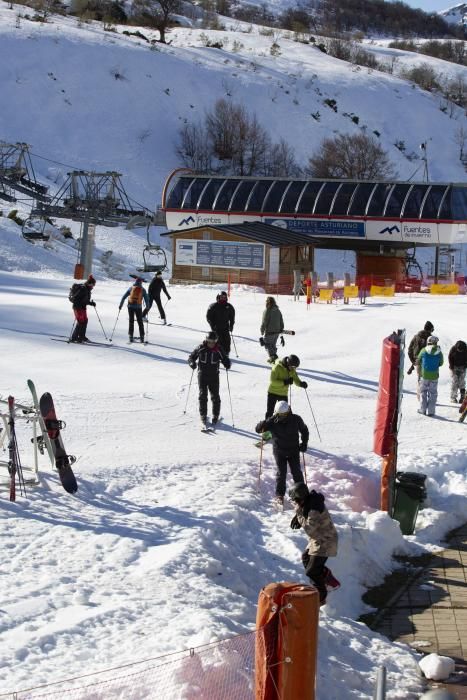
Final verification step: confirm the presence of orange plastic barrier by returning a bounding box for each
[255,582,319,700]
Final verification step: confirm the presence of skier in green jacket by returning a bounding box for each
[260,296,284,363]
[266,355,308,418]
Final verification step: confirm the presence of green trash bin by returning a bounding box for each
[392,472,427,535]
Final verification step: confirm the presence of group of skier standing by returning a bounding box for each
[408,321,467,416]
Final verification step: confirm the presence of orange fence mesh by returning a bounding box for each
[2,626,277,700]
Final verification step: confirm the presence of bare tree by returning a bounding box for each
[263,138,302,176]
[307,132,396,180]
[131,0,179,43]
[177,121,212,172]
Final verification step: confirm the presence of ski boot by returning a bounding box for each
[323,566,341,593]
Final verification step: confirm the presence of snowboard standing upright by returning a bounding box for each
[29,382,78,494]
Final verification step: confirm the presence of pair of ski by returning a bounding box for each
[200,417,222,433]
[27,380,78,494]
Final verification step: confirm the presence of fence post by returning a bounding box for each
[373,666,386,700]
[255,582,319,700]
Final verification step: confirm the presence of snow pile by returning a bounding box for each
[419,653,456,680]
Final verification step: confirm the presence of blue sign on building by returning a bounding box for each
[196,240,265,270]
[265,218,365,238]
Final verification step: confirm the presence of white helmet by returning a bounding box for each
[275,401,290,415]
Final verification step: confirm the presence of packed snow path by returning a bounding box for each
[1,271,466,698]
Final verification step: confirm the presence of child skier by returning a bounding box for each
[417,335,444,416]
[289,482,339,605]
[119,277,149,343]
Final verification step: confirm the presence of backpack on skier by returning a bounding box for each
[68,283,83,304]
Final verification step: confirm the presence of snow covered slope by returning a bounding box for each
[0,257,466,697]
[1,2,466,216]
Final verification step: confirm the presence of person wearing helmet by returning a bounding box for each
[289,483,338,605]
[448,340,467,403]
[188,331,231,428]
[70,274,97,343]
[255,401,308,506]
[260,296,284,363]
[265,355,308,418]
[408,321,435,395]
[143,271,171,325]
[119,277,149,343]
[206,291,235,356]
[417,335,444,416]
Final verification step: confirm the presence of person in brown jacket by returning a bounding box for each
[289,482,339,605]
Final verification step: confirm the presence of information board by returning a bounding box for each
[175,239,265,270]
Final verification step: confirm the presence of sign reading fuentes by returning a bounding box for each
[175,239,265,270]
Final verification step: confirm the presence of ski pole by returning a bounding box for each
[302,451,308,486]
[93,305,109,341]
[145,316,149,344]
[257,437,264,491]
[231,333,239,358]
[109,309,121,342]
[225,368,235,427]
[183,368,195,415]
[304,388,322,442]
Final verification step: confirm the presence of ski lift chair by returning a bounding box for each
[21,217,50,242]
[137,245,167,273]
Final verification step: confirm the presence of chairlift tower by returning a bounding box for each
[33,171,145,278]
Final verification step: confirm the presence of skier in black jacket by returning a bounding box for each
[448,340,467,403]
[70,274,96,343]
[206,291,235,355]
[188,331,231,428]
[143,271,171,325]
[255,401,308,506]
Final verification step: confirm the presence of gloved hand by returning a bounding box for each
[259,337,265,347]
[224,359,231,370]
[168,295,171,300]
[290,515,301,530]
[90,301,96,307]
[230,327,234,333]
[300,381,308,389]
[189,361,196,370]
[284,377,294,386]
[142,309,147,318]
[299,442,308,452]
[118,304,123,311]
[280,335,285,347]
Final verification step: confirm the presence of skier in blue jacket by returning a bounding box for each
[417,335,444,416]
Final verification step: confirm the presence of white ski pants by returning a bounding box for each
[419,379,438,416]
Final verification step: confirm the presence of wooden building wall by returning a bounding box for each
[168,227,313,289]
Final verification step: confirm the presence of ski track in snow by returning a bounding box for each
[1,269,466,697]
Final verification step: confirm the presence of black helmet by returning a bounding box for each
[289,483,309,502]
[206,331,218,342]
[424,321,434,333]
[285,354,300,368]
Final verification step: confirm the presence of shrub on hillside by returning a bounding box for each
[307,133,396,180]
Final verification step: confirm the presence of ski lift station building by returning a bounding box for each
[160,171,467,290]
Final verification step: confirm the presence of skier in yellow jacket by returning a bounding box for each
[266,355,308,418]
